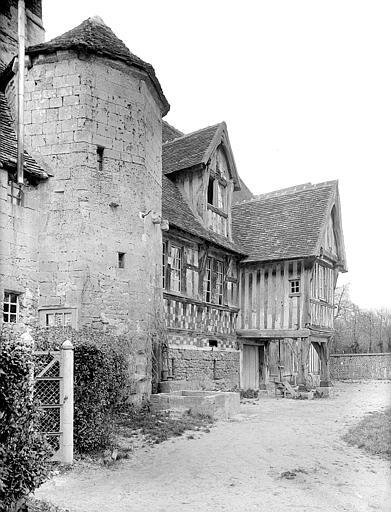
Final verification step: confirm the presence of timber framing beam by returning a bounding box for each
[236,328,310,339]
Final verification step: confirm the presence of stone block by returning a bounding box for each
[49,97,63,108]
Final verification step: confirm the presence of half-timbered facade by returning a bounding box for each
[1,0,347,398]
[232,182,347,391]
[161,123,246,389]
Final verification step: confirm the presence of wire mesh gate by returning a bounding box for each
[33,340,74,464]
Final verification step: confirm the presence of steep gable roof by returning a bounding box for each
[232,181,346,268]
[162,121,183,143]
[0,92,48,179]
[162,122,240,190]
[233,178,254,204]
[26,17,169,115]
[162,175,246,255]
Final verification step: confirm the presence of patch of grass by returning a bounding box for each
[342,407,391,460]
[115,403,213,445]
[27,498,69,512]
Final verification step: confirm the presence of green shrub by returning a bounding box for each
[0,338,51,512]
[73,342,129,453]
[2,327,137,455]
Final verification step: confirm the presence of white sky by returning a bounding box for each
[43,1,391,311]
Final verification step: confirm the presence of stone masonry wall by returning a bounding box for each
[0,170,40,326]
[168,334,240,391]
[330,353,391,380]
[4,49,163,398]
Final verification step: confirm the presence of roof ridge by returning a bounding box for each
[162,122,222,146]
[233,180,337,206]
[26,17,170,116]
[162,120,184,136]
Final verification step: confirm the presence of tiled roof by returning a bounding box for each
[162,175,246,255]
[162,121,183,143]
[233,178,254,204]
[26,17,169,116]
[232,182,337,262]
[163,123,222,175]
[0,92,48,179]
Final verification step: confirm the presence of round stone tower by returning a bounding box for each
[4,16,169,399]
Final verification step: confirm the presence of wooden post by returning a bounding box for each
[319,342,331,387]
[297,337,310,391]
[61,340,74,464]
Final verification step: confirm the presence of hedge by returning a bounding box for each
[0,338,51,511]
[1,326,142,455]
[31,327,134,453]
[73,342,129,452]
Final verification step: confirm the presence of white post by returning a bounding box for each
[61,340,74,464]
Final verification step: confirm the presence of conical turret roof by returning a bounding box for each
[27,17,169,115]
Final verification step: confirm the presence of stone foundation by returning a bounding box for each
[168,347,240,391]
[150,390,240,420]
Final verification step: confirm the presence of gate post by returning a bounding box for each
[61,340,74,464]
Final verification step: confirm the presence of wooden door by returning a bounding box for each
[242,344,259,390]
[268,340,282,382]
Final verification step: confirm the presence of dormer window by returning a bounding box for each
[207,177,214,205]
[207,175,226,212]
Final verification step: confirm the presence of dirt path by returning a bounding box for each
[35,381,391,512]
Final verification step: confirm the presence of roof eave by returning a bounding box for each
[25,43,170,116]
[168,220,247,256]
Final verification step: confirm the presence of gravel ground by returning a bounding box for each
[35,381,391,512]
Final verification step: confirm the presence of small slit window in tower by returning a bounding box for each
[118,252,125,268]
[208,339,218,348]
[97,146,104,172]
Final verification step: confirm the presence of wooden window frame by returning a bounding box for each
[206,173,227,214]
[3,291,20,323]
[289,278,301,296]
[203,257,213,303]
[169,244,183,293]
[38,308,78,328]
[162,241,167,289]
[216,260,224,305]
[203,257,225,305]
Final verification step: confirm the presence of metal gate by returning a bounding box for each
[33,340,74,463]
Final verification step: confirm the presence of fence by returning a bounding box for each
[33,340,74,464]
[330,352,391,381]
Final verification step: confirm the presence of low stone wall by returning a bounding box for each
[168,347,240,391]
[330,353,391,380]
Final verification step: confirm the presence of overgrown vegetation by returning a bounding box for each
[31,327,134,453]
[342,407,391,459]
[26,498,69,512]
[0,338,52,511]
[73,343,129,453]
[333,285,391,353]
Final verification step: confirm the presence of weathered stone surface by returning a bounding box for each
[330,353,391,380]
[1,48,163,400]
[169,346,240,391]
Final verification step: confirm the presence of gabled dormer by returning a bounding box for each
[317,190,347,272]
[162,122,240,241]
